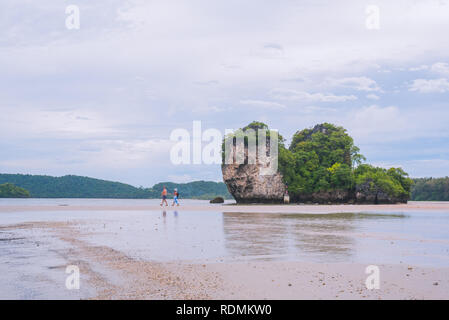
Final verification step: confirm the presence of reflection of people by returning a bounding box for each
[162,210,167,226]
[160,186,168,206]
[174,211,178,217]
[172,188,180,206]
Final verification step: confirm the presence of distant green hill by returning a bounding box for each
[0,174,231,199]
[150,181,231,200]
[411,177,449,201]
[0,174,149,198]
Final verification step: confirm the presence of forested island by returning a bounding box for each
[222,122,420,204]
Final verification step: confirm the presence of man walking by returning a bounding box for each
[160,186,168,206]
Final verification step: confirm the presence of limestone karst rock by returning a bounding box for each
[221,122,411,204]
[355,181,407,204]
[222,163,286,203]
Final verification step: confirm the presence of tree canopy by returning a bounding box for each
[354,165,412,200]
[275,123,412,201]
[279,123,368,195]
[0,183,31,198]
[411,177,449,201]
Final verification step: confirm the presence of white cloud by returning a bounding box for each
[430,62,449,75]
[408,62,449,75]
[409,78,449,93]
[345,105,406,143]
[239,100,286,110]
[192,105,227,113]
[366,94,380,100]
[2,0,449,182]
[83,139,173,168]
[328,77,382,92]
[0,106,118,139]
[299,106,337,114]
[409,65,429,72]
[270,88,357,102]
[167,174,195,183]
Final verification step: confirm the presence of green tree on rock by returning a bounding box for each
[277,123,411,203]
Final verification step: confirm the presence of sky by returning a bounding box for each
[1,0,449,186]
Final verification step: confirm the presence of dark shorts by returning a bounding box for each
[162,195,167,200]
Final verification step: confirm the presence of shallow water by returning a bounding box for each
[1,199,449,298]
[0,198,235,207]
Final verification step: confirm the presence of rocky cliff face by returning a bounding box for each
[292,190,352,204]
[222,164,286,203]
[222,166,407,204]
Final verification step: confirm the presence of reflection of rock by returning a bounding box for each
[210,196,224,203]
[222,212,289,257]
[222,164,286,203]
[221,212,355,260]
[355,181,407,204]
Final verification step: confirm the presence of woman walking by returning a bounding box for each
[172,188,180,206]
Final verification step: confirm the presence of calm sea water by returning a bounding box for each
[1,199,449,298]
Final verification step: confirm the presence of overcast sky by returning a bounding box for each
[1,0,449,186]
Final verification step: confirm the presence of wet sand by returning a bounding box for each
[0,203,449,299]
[2,220,449,300]
[1,206,449,299]
[1,201,449,214]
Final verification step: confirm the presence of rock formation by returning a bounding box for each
[221,122,410,204]
[355,181,407,204]
[292,190,351,204]
[210,196,224,203]
[222,163,286,203]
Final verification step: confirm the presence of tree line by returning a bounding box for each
[0,174,231,199]
[411,177,449,201]
[0,173,447,201]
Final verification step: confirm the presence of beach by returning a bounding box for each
[1,200,449,299]
[1,200,449,214]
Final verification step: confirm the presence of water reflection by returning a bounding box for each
[222,212,407,262]
[161,210,179,231]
